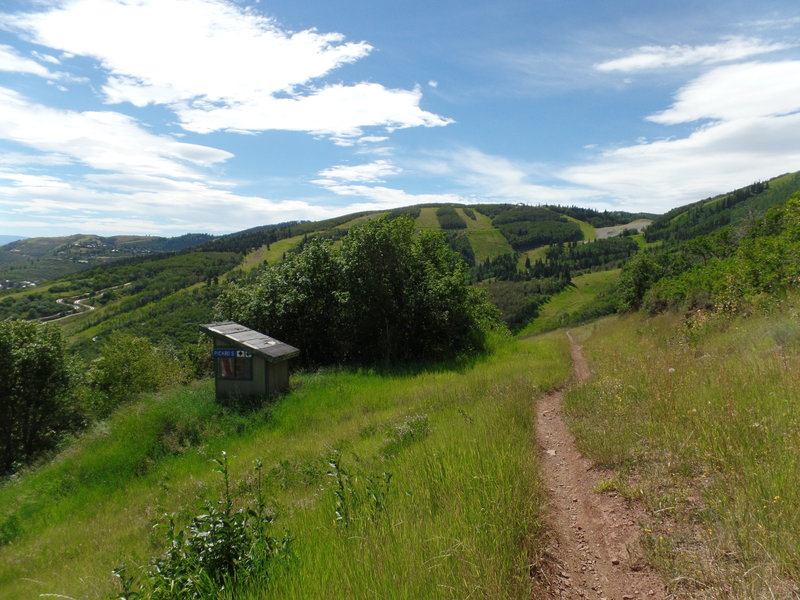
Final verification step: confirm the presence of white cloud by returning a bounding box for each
[423,148,597,205]
[310,147,601,213]
[0,87,232,179]
[0,166,337,235]
[748,16,800,32]
[596,36,790,72]
[319,183,463,206]
[0,44,59,78]
[0,152,73,167]
[31,50,60,65]
[316,160,400,184]
[7,0,450,138]
[358,136,389,144]
[8,0,370,103]
[649,60,800,124]
[173,82,452,136]
[561,113,800,211]
[556,57,800,212]
[313,159,466,207]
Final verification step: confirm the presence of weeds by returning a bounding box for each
[379,413,430,457]
[327,455,392,528]
[112,452,290,600]
[0,333,571,600]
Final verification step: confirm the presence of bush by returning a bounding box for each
[624,193,800,314]
[90,333,189,418]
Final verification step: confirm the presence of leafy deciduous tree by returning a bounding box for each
[216,217,499,366]
[0,320,80,475]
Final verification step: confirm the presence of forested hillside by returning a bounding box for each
[0,201,648,337]
[0,233,217,285]
[644,171,800,242]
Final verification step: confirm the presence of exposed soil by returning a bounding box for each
[534,331,669,600]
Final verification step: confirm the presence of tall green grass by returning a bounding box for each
[0,333,570,599]
[565,300,800,597]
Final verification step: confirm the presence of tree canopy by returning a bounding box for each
[215,216,500,366]
[0,320,81,475]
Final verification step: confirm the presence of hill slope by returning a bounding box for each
[0,233,217,285]
[644,171,800,243]
[0,202,646,340]
[0,332,570,600]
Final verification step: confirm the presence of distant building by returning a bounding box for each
[199,321,299,401]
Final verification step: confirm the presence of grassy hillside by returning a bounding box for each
[0,332,570,599]
[5,180,800,600]
[414,207,441,229]
[566,303,800,597]
[563,214,596,240]
[464,211,516,263]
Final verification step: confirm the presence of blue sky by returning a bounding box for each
[1,0,800,237]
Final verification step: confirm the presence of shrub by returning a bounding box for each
[90,333,189,418]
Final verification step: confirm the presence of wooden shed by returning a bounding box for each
[199,321,299,401]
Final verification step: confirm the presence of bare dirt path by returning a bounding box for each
[535,331,669,600]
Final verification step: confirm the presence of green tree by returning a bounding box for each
[0,320,81,475]
[215,239,346,365]
[217,217,499,366]
[617,252,667,310]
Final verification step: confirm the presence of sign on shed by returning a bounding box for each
[199,321,299,401]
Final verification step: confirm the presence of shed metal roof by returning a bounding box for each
[199,321,300,362]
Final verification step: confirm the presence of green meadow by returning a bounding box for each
[565,298,800,597]
[0,332,570,600]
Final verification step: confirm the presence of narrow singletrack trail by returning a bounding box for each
[535,331,669,600]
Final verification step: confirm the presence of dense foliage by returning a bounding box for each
[480,278,572,331]
[544,237,639,272]
[446,232,476,265]
[216,216,500,366]
[387,206,422,220]
[0,293,63,320]
[619,193,800,313]
[89,332,190,418]
[436,206,467,230]
[487,206,584,251]
[0,320,81,475]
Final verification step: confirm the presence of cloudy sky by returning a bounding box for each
[1,0,800,237]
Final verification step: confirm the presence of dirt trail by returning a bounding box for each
[535,331,668,600]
